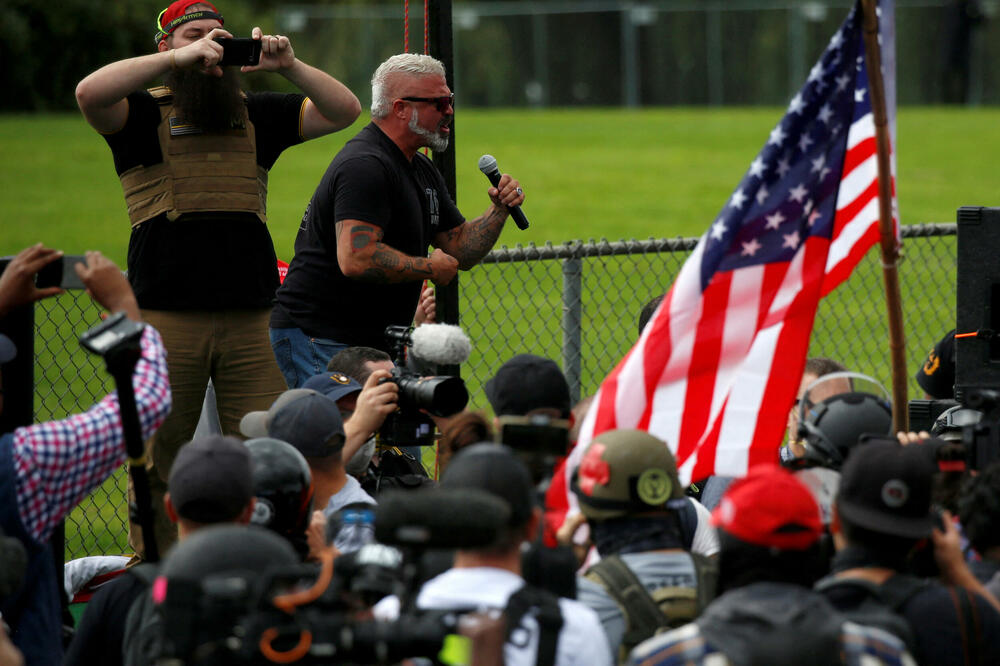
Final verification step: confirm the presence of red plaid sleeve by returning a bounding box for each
[12,325,171,544]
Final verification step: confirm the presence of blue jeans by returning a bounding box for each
[270,327,349,388]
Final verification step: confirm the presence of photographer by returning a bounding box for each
[76,0,361,560]
[0,246,171,665]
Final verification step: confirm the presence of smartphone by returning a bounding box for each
[34,257,63,289]
[214,38,261,67]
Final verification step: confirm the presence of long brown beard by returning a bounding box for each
[163,67,245,131]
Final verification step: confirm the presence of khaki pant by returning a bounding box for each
[128,308,285,559]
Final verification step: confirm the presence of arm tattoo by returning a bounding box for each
[349,224,380,253]
[452,207,507,268]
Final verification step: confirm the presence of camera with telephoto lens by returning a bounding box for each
[79,311,145,358]
[378,326,468,447]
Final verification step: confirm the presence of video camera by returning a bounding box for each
[379,325,469,447]
[146,490,509,665]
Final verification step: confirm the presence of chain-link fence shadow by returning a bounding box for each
[41,224,955,560]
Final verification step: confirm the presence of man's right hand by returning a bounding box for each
[429,249,459,286]
[171,28,233,77]
[347,369,400,439]
[73,251,141,322]
[0,244,65,318]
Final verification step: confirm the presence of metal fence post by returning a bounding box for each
[562,250,583,405]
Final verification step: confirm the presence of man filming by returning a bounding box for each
[270,52,526,385]
[75,0,361,558]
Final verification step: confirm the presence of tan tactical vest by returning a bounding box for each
[119,86,268,227]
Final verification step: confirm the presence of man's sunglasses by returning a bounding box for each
[401,94,455,113]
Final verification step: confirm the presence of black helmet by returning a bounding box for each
[792,391,893,471]
[243,437,314,543]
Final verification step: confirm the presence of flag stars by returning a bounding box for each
[788,93,805,114]
[855,88,867,103]
[803,199,814,215]
[836,73,851,92]
[811,154,826,174]
[765,211,786,230]
[808,208,823,226]
[808,62,824,83]
[783,231,801,249]
[741,238,763,257]
[829,31,844,49]
[776,157,791,178]
[789,183,808,203]
[730,188,748,209]
[798,133,814,153]
[711,219,728,240]
[769,124,787,146]
[749,157,766,178]
[817,104,834,124]
[820,166,832,180]
[756,186,769,206]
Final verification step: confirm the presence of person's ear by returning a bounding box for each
[157,39,170,54]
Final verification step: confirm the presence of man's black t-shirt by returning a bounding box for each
[64,572,146,666]
[103,89,306,311]
[271,122,464,350]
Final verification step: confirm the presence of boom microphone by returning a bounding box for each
[410,323,472,365]
[375,489,510,550]
[478,154,530,230]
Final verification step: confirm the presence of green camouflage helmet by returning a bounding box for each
[572,429,684,521]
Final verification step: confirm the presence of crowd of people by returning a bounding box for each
[2,1,1000,665]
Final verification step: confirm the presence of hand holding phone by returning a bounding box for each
[213,37,261,67]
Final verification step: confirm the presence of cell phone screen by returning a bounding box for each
[214,38,261,67]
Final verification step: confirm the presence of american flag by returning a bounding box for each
[567,1,897,491]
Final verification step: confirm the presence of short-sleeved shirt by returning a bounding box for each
[271,122,464,350]
[103,89,306,311]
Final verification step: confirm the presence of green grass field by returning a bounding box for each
[1,107,995,558]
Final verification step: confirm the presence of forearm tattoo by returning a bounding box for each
[340,221,433,283]
[452,207,508,268]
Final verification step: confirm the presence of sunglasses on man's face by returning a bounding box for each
[401,94,455,113]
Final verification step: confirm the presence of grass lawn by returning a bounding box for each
[0,107,994,558]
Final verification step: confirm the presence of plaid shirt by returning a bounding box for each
[628,620,917,666]
[11,325,170,544]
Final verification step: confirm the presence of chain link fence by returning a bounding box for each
[37,224,954,560]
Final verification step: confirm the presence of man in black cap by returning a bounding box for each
[242,389,377,516]
[68,435,255,666]
[915,329,956,399]
[374,444,611,666]
[817,441,1000,664]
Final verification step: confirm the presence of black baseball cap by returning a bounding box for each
[168,435,254,523]
[915,329,955,399]
[836,442,937,539]
[484,354,571,418]
[268,392,346,458]
[441,443,535,528]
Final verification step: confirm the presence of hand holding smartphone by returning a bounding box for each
[213,38,262,67]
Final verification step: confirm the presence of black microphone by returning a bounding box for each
[478,154,530,230]
[375,488,510,550]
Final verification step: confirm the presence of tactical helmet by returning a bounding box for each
[571,429,683,521]
[243,437,314,541]
[792,391,893,471]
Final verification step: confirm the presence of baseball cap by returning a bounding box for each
[168,435,253,523]
[302,372,363,404]
[0,334,15,364]
[836,442,937,539]
[484,354,571,418]
[712,465,823,550]
[269,392,346,458]
[441,443,535,528]
[240,388,317,439]
[154,1,224,44]
[915,329,955,399]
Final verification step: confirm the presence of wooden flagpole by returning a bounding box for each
[861,0,908,432]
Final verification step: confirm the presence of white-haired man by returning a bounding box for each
[270,53,525,386]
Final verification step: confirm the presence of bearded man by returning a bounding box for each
[75,0,361,558]
[269,53,526,386]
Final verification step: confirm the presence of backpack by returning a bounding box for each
[584,551,718,660]
[814,573,930,655]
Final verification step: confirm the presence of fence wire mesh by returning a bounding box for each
[36,224,954,560]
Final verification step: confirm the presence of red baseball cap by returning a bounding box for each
[154,1,223,44]
[711,464,823,551]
